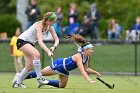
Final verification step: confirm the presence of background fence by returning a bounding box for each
[0,39,140,76]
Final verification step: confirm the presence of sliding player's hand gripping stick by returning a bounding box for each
[96,77,115,89]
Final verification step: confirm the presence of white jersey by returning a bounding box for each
[18,22,50,45]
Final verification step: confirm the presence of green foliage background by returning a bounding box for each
[1,0,140,38]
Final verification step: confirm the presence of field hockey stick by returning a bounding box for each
[50,55,55,69]
[96,77,115,89]
[50,48,56,69]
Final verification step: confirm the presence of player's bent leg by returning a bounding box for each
[38,66,57,88]
[59,74,68,88]
[12,68,29,88]
[21,44,49,85]
[38,79,60,88]
[37,66,57,86]
[38,73,68,88]
[12,53,32,88]
[41,66,57,76]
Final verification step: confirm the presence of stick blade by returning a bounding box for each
[111,84,115,89]
[105,83,112,89]
[97,77,115,89]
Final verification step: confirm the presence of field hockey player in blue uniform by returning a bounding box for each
[25,34,101,88]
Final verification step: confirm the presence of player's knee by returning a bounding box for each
[59,83,67,88]
[33,52,40,60]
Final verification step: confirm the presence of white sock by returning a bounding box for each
[33,60,42,79]
[16,68,29,84]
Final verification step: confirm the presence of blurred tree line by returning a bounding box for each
[0,0,140,38]
[0,0,20,37]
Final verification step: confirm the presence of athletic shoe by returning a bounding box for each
[37,78,49,88]
[13,82,27,88]
[38,82,44,88]
[12,73,20,87]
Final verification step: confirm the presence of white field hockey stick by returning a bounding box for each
[50,47,56,69]
[50,55,55,69]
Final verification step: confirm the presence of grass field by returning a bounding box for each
[0,73,139,93]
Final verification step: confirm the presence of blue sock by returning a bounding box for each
[25,71,37,79]
[47,80,59,88]
[25,72,59,87]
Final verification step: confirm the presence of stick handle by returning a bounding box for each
[96,77,105,84]
[51,56,55,69]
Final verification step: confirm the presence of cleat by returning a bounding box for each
[13,82,27,88]
[37,78,49,85]
[37,78,49,88]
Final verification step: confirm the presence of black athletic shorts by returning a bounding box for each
[16,39,34,49]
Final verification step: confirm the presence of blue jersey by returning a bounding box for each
[50,52,89,76]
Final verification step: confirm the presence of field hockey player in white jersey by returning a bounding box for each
[12,12,59,88]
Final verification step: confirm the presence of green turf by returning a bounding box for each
[0,43,140,72]
[0,73,140,93]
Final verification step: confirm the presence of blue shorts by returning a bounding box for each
[50,58,69,76]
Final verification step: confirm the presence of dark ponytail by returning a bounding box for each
[67,34,86,43]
